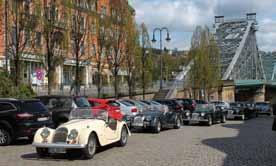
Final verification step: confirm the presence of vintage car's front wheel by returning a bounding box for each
[207,116,213,126]
[153,120,161,133]
[174,117,181,129]
[36,148,49,158]
[118,126,128,147]
[82,133,97,159]
[221,114,226,123]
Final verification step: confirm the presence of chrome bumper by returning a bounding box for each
[32,142,86,149]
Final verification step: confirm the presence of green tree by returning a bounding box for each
[125,21,140,98]
[189,26,220,100]
[39,0,67,95]
[108,0,133,99]
[140,23,152,99]
[7,0,38,86]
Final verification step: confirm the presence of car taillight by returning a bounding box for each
[16,113,34,120]
[131,108,138,113]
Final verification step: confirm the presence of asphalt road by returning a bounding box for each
[1,116,276,166]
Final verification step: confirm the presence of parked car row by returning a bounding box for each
[0,96,271,159]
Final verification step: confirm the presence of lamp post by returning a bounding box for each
[152,27,171,90]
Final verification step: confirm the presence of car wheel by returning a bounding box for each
[36,148,49,158]
[221,114,226,123]
[0,127,12,146]
[174,118,181,129]
[82,133,97,159]
[118,126,128,147]
[153,120,161,133]
[207,116,212,126]
[241,115,245,120]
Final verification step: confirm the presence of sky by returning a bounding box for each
[130,0,276,52]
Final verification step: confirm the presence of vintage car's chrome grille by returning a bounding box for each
[134,116,144,124]
[191,113,199,119]
[53,127,68,143]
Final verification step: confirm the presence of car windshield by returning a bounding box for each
[74,97,91,108]
[69,108,107,120]
[22,101,48,112]
[195,105,210,112]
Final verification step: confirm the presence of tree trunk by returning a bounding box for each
[47,70,53,95]
[114,68,119,99]
[14,57,20,87]
[97,71,102,98]
[75,52,80,96]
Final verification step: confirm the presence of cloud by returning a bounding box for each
[132,0,276,51]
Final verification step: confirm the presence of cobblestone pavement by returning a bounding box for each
[1,116,276,166]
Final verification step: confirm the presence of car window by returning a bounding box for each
[120,101,134,106]
[0,103,16,111]
[46,98,72,109]
[89,101,101,107]
[22,101,48,112]
[107,101,120,107]
[74,97,91,108]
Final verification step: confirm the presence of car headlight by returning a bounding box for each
[200,113,205,117]
[40,128,50,139]
[185,112,190,116]
[145,116,152,121]
[68,129,78,140]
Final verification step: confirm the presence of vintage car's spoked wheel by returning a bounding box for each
[207,116,212,126]
[36,148,49,158]
[153,120,161,133]
[118,126,128,147]
[0,128,11,146]
[82,133,97,159]
[221,114,226,123]
[174,118,181,129]
[241,115,245,120]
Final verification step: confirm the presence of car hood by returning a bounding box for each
[58,119,105,131]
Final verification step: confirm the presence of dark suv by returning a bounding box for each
[36,96,91,127]
[0,99,53,145]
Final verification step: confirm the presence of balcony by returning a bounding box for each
[53,48,67,57]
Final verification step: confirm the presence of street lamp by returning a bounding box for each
[152,27,171,90]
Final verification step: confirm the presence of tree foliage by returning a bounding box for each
[189,26,221,100]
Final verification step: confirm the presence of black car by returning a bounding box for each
[131,107,181,133]
[174,98,196,111]
[183,104,227,126]
[0,99,53,145]
[36,96,91,127]
[153,99,183,112]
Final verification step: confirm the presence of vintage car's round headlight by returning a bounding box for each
[40,128,50,139]
[145,115,152,121]
[200,113,205,117]
[68,129,78,140]
[185,112,190,116]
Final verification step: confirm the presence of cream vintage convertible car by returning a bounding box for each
[32,108,131,159]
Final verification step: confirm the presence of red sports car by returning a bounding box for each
[88,98,123,121]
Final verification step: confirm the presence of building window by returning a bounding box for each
[24,30,31,47]
[35,32,42,47]
[101,6,107,17]
[91,19,97,34]
[91,44,97,56]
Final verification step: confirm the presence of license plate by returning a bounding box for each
[49,148,66,154]
[133,123,143,127]
[37,117,49,122]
